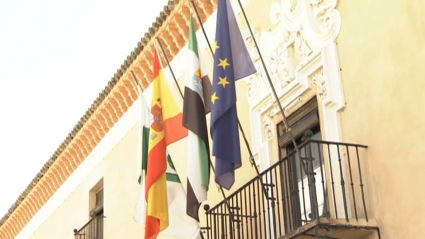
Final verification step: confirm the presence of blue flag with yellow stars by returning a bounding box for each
[210,0,256,190]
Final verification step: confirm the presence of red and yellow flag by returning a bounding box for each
[144,49,188,239]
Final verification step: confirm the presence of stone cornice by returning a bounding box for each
[0,0,217,237]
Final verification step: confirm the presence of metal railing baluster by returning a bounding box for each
[202,139,369,238]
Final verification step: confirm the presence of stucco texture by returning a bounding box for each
[337,0,425,238]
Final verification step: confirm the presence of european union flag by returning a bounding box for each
[211,0,256,190]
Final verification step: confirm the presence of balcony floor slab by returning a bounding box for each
[279,218,380,239]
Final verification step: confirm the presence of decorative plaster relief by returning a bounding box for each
[245,0,344,168]
[244,0,348,218]
[310,0,339,34]
[295,30,313,58]
[270,45,296,88]
[285,96,304,111]
[262,115,275,140]
[279,0,341,49]
[311,69,327,99]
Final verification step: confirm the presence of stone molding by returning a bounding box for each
[245,0,344,172]
[245,0,350,219]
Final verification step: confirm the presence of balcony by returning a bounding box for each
[74,215,104,239]
[203,138,380,239]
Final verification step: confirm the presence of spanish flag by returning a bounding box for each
[145,49,188,239]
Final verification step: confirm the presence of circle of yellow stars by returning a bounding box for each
[211,42,232,104]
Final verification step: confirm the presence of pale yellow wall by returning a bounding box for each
[102,124,144,239]
[29,172,94,239]
[26,0,425,238]
[337,0,425,238]
[29,123,182,239]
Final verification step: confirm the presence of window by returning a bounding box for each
[88,188,103,239]
[276,98,328,231]
[74,181,104,239]
[90,188,104,217]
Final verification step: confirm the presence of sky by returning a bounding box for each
[0,0,169,219]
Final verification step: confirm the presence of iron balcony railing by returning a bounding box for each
[203,139,369,239]
[74,215,104,239]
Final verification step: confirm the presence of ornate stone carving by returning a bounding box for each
[246,0,345,199]
[263,115,275,140]
[268,27,312,91]
[285,96,303,111]
[277,0,341,50]
[310,0,338,33]
[312,70,327,99]
[270,45,296,89]
[289,0,300,12]
[294,30,312,58]
[270,2,282,24]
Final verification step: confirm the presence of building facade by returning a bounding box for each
[1,0,424,238]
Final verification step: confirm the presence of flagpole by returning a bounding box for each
[192,2,301,236]
[155,37,236,236]
[234,3,319,233]
[130,70,140,87]
[191,0,276,216]
[155,37,184,98]
[190,4,272,237]
[235,0,300,152]
[190,0,214,55]
[131,69,207,238]
[190,0,259,175]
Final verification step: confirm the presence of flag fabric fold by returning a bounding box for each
[183,15,212,222]
[144,49,188,239]
[162,153,201,239]
[210,0,256,190]
[135,150,201,239]
[133,84,151,224]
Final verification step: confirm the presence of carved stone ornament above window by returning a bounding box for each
[312,69,327,100]
[263,115,275,140]
[245,0,345,171]
[244,0,341,110]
